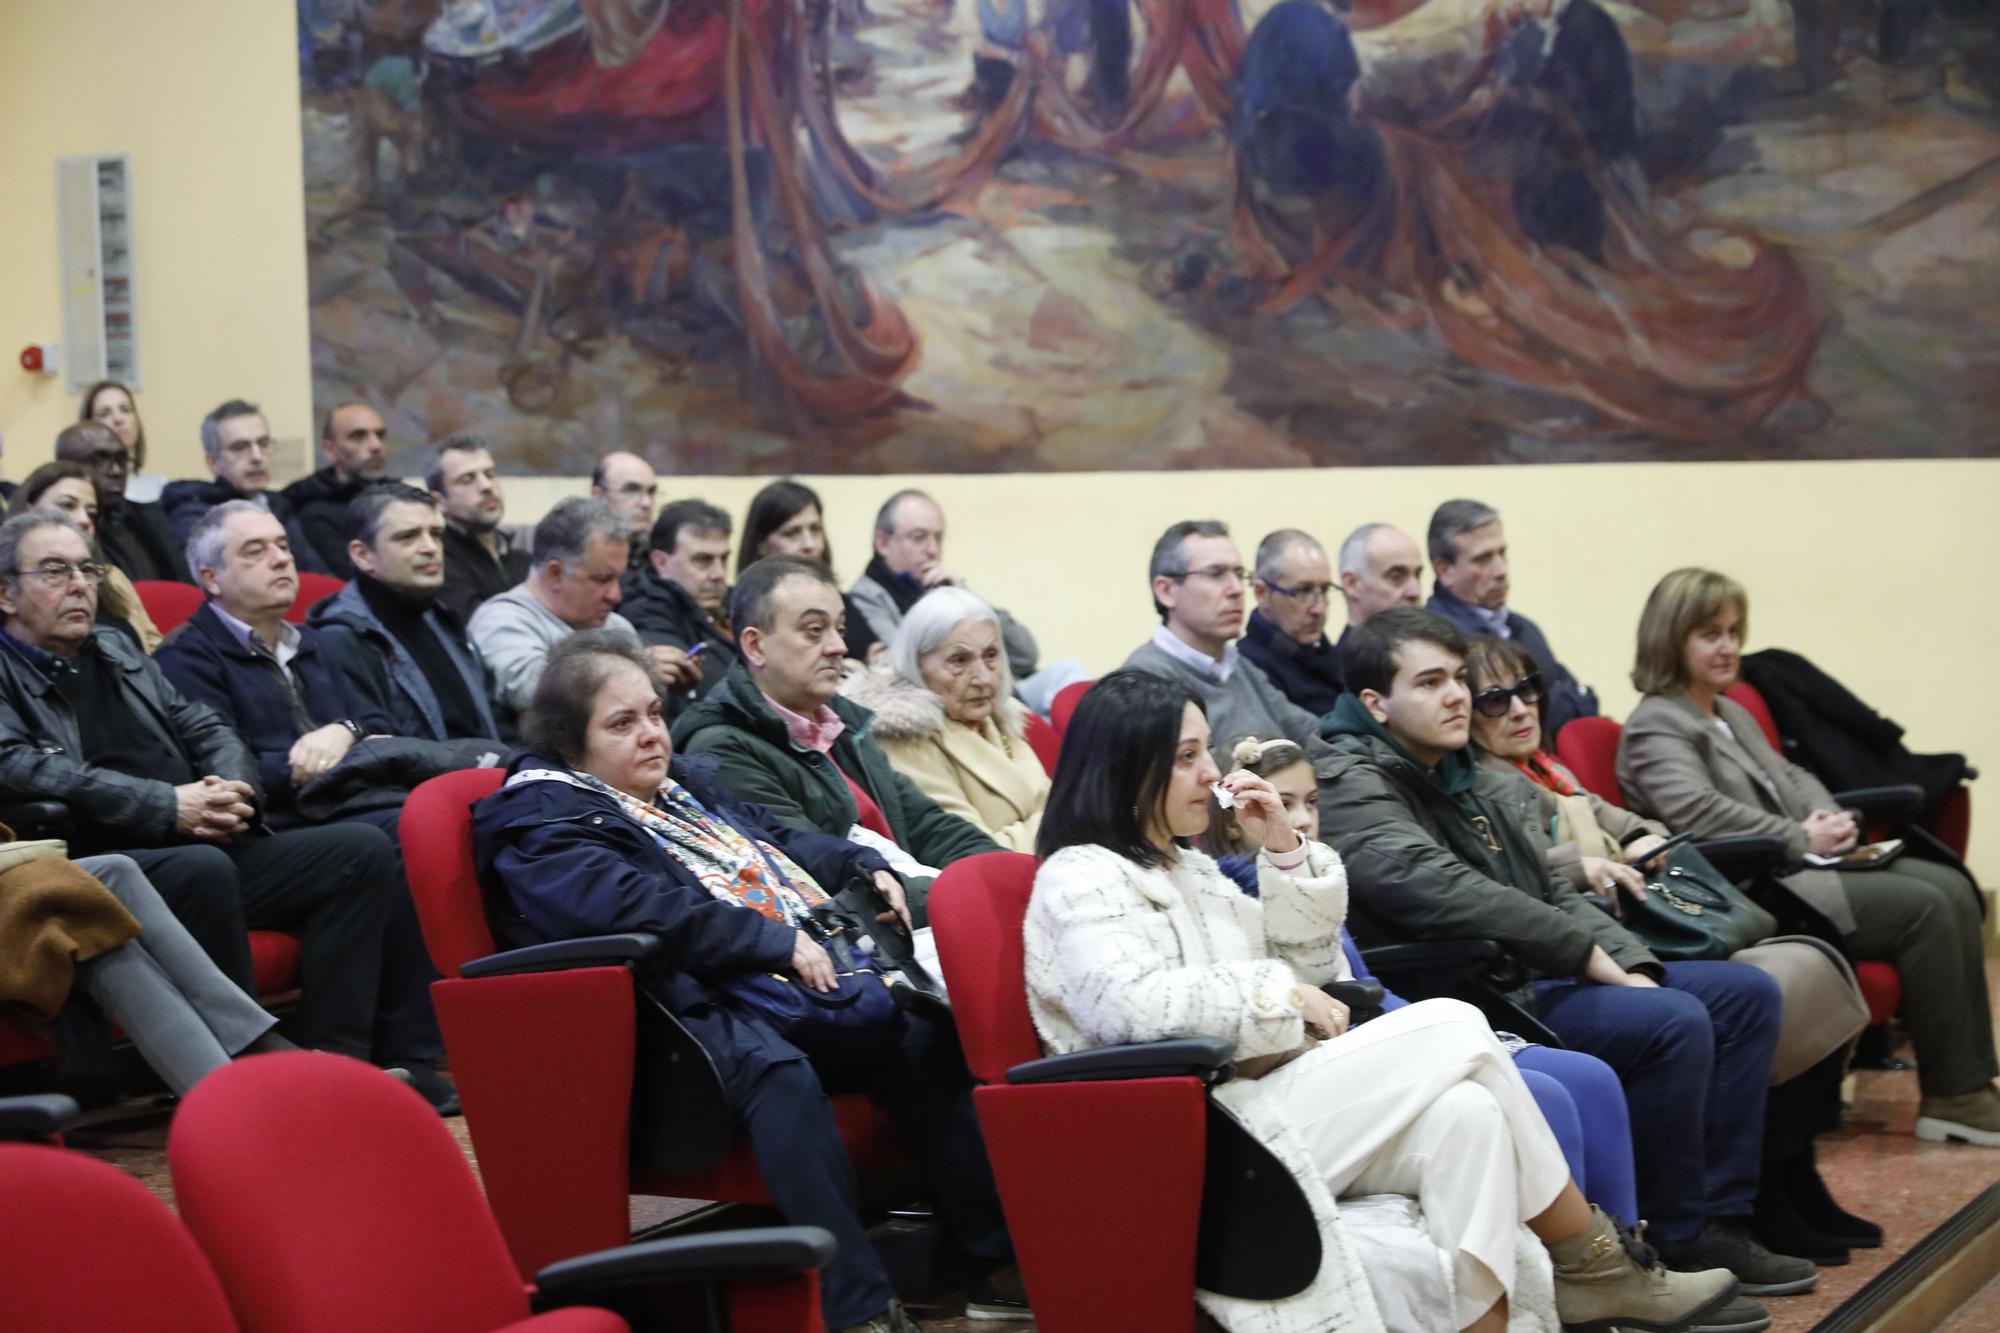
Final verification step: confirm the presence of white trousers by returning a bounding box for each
[1263,998,1570,1329]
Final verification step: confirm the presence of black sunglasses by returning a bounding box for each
[1472,673,1543,718]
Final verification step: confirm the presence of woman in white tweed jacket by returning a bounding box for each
[1024,672,1737,1333]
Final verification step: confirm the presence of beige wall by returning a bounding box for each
[4,5,1995,879]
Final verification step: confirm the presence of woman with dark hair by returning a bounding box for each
[1463,634,1878,1263]
[472,631,1018,1333]
[737,479,880,664]
[1617,569,1998,1150]
[1027,670,1735,1333]
[79,380,163,501]
[9,462,160,652]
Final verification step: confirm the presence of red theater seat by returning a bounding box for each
[1049,679,1092,738]
[287,571,346,624]
[132,579,207,635]
[1023,711,1061,776]
[400,769,907,1277]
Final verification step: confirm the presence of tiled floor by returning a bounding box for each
[53,961,2000,1331]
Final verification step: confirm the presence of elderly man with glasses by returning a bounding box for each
[1122,519,1343,780]
[1239,528,1346,717]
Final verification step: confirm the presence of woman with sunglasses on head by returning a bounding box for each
[1028,670,1739,1333]
[1463,635,1879,1268]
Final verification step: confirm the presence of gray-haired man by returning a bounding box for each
[160,400,332,574]
[1238,528,1345,717]
[467,497,693,730]
[1425,499,1598,735]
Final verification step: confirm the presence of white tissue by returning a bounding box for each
[1210,783,1238,810]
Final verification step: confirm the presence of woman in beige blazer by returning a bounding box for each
[1615,568,1997,1149]
[845,586,1049,852]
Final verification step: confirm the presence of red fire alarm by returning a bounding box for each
[18,344,58,375]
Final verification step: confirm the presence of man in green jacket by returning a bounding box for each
[1315,607,1808,1310]
[672,555,998,923]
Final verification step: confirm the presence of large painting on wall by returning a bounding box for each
[298,0,2000,473]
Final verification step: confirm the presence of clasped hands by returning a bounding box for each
[173,775,256,844]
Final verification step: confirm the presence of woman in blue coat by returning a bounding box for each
[472,631,1018,1333]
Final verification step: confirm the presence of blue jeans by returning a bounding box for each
[1533,961,1782,1249]
[1516,1045,1638,1228]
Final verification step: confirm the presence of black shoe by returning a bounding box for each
[1751,1182,1851,1266]
[1664,1221,1818,1297]
[394,1063,461,1117]
[1781,1151,1883,1249]
[1692,1294,1773,1333]
[965,1265,1031,1321]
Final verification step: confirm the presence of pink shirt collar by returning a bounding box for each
[764,692,846,754]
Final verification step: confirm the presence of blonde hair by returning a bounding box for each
[1203,734,1310,856]
[1631,567,1748,696]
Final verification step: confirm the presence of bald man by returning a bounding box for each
[55,421,188,583]
[591,451,658,571]
[284,401,391,578]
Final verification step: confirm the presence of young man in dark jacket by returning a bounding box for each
[672,556,998,921]
[1317,607,1810,1308]
[620,498,740,707]
[309,483,503,745]
[0,510,449,1108]
[427,436,528,621]
[280,400,390,579]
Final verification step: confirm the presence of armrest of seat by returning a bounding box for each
[1360,940,1503,975]
[459,933,663,980]
[533,1226,836,1301]
[0,1093,80,1140]
[1833,785,1925,819]
[1006,1035,1236,1086]
[1323,979,1384,1013]
[0,800,71,839]
[1692,834,1789,879]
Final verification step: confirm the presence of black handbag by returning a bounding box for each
[721,901,907,1074]
[1613,846,1777,961]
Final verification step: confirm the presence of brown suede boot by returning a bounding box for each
[1549,1207,1739,1332]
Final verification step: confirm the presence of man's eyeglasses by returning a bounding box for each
[1267,580,1335,605]
[1471,673,1543,719]
[1168,564,1247,586]
[86,448,132,470]
[15,560,107,589]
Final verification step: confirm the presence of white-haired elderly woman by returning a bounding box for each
[846,586,1050,852]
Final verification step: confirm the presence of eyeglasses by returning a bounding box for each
[1471,673,1543,719]
[1267,580,1334,605]
[85,448,132,469]
[15,560,106,589]
[1169,564,1248,587]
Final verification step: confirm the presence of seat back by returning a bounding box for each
[402,768,508,977]
[928,851,1043,1084]
[286,571,346,625]
[132,579,207,635]
[0,1144,238,1332]
[171,1051,531,1333]
[1048,679,1092,738]
[1725,681,1784,751]
[1553,715,1627,809]
[1022,711,1061,777]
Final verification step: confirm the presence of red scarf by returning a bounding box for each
[1513,750,1580,797]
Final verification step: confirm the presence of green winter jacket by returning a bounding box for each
[1315,694,1660,985]
[671,663,1001,892]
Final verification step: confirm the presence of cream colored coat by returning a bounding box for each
[1026,840,1557,1333]
[844,669,1049,851]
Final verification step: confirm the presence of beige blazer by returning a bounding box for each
[1615,691,1852,933]
[845,669,1050,852]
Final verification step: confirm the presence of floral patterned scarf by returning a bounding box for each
[509,768,829,925]
[1512,750,1581,797]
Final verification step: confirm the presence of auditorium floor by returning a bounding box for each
[64,959,2000,1331]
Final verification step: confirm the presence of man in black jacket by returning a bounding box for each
[428,435,527,621]
[54,422,186,584]
[1425,499,1596,736]
[281,400,390,579]
[160,400,331,575]
[1317,608,1808,1304]
[621,498,738,707]
[1238,527,1345,717]
[0,511,450,1108]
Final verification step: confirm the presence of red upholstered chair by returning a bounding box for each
[399,769,907,1278]
[132,579,207,635]
[169,1052,831,1333]
[287,571,346,624]
[1048,679,1092,738]
[1555,711,1904,1029]
[1023,711,1061,777]
[928,851,1320,1333]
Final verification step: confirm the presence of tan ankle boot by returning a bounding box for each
[1549,1207,1739,1332]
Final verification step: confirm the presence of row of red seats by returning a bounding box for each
[0,1052,830,1332]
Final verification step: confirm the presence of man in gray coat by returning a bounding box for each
[1121,520,1341,780]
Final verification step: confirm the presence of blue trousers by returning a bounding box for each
[731,1012,1012,1328]
[1515,1046,1638,1227]
[1534,961,1782,1249]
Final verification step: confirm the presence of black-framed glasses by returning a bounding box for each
[15,560,106,589]
[1168,564,1247,586]
[1471,672,1543,718]
[1267,580,1335,605]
